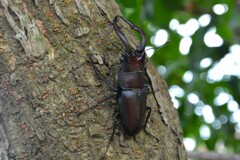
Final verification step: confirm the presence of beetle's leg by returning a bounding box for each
[101,112,120,159]
[116,16,146,53]
[143,107,159,142]
[113,16,132,53]
[145,71,168,126]
[88,54,117,92]
[77,93,117,116]
[143,106,151,129]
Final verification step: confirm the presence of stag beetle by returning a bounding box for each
[80,15,160,158]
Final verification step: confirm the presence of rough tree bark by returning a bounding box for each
[0,0,187,159]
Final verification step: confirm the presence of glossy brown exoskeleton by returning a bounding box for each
[81,15,159,159]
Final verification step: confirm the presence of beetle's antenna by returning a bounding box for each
[145,40,170,52]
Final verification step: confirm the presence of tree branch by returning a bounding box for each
[188,151,240,160]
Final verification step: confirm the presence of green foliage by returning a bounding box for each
[116,0,240,153]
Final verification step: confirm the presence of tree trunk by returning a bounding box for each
[0,0,187,159]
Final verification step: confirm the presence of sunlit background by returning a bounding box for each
[145,3,240,152]
[117,0,240,154]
